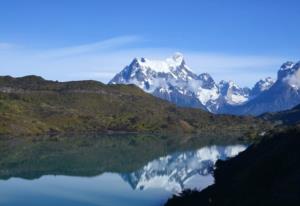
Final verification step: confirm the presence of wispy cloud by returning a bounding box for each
[0,36,290,87]
[36,36,142,59]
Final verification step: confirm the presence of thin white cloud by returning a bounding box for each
[35,35,142,59]
[0,37,290,87]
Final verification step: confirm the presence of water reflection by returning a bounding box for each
[0,135,246,206]
[122,145,246,193]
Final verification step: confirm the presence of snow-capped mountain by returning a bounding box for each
[109,53,300,115]
[121,145,246,193]
[250,77,275,98]
[218,80,251,105]
[222,62,300,115]
[109,53,251,113]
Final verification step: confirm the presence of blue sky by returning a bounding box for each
[0,0,299,87]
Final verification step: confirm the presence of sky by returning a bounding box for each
[0,0,299,87]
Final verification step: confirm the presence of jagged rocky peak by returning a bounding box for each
[132,52,187,73]
[258,77,275,89]
[219,80,241,94]
[280,61,295,71]
[198,73,212,81]
[257,76,274,85]
[110,53,196,83]
[167,52,185,66]
[198,73,216,89]
[275,61,300,89]
[278,61,297,79]
[281,61,300,89]
[109,53,198,95]
[251,77,275,97]
[218,80,250,105]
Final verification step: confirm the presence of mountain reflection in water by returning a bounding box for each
[122,145,246,193]
[0,134,246,206]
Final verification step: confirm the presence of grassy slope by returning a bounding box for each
[165,126,300,206]
[0,75,265,137]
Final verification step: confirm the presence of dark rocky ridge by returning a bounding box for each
[165,126,300,206]
[261,104,300,125]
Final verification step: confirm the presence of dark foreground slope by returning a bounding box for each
[261,104,300,125]
[165,126,300,206]
[0,75,264,137]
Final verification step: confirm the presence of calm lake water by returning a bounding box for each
[0,135,246,206]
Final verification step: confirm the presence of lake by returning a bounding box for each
[0,134,246,206]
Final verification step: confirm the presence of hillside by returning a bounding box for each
[261,104,300,125]
[0,75,265,137]
[165,126,300,206]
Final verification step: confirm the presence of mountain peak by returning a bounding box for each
[197,73,216,89]
[250,77,275,97]
[127,53,187,74]
[217,80,250,105]
[165,52,185,68]
[256,77,274,88]
[219,80,239,88]
[171,52,184,63]
[198,73,212,81]
[282,62,300,89]
[265,76,274,82]
[280,61,295,71]
[278,61,300,83]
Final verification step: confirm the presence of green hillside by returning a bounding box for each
[0,75,266,137]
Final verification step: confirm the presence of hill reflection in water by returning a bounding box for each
[0,134,246,206]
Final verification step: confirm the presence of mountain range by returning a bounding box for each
[110,53,300,115]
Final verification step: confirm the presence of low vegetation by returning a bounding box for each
[0,75,267,138]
